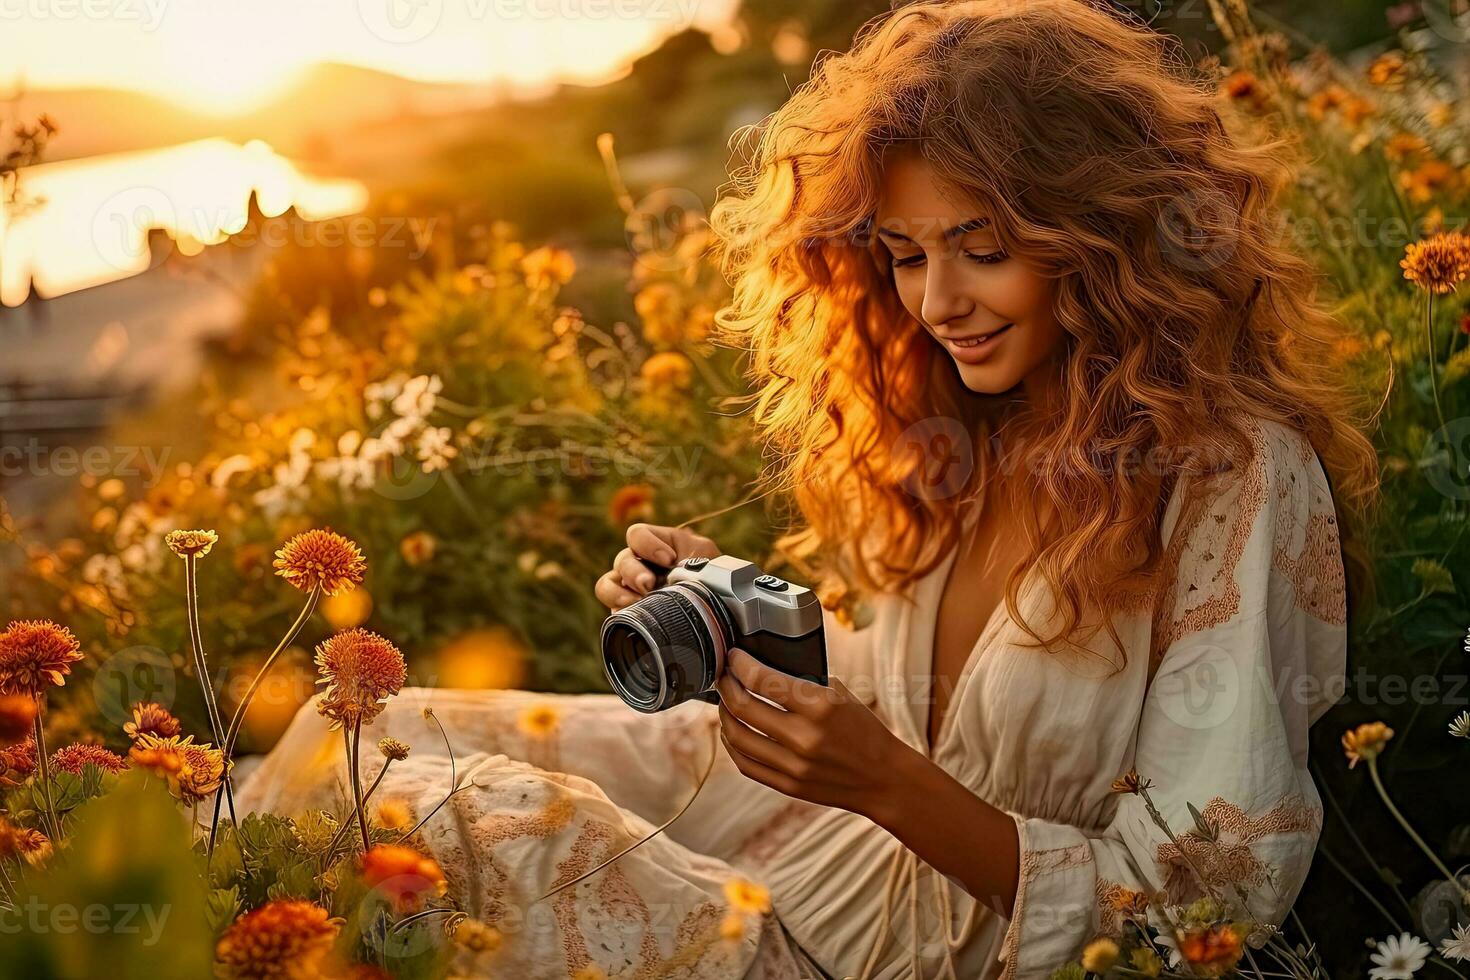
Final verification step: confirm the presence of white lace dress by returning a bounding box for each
[236,414,1348,979]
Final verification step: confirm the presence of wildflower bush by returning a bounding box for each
[1,2,1469,977]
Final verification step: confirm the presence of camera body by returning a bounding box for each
[599,555,828,712]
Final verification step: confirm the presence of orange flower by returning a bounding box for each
[0,817,52,867]
[314,629,407,729]
[1400,231,1470,294]
[1178,923,1244,977]
[1108,887,1150,918]
[1110,768,1152,795]
[398,531,437,567]
[359,844,448,912]
[49,743,128,776]
[640,351,694,392]
[1383,132,1429,164]
[0,693,37,743]
[1220,70,1268,112]
[1398,160,1461,204]
[1367,52,1408,88]
[516,703,560,739]
[214,899,340,980]
[723,877,772,915]
[1342,721,1394,768]
[124,701,182,741]
[0,734,37,787]
[451,918,502,953]
[0,619,84,697]
[607,484,656,527]
[273,529,367,597]
[164,528,218,558]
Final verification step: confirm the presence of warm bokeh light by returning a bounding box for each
[0,0,739,115]
[321,588,374,632]
[433,626,528,689]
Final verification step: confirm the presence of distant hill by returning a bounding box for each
[8,63,511,163]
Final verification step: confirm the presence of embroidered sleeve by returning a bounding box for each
[996,419,1348,979]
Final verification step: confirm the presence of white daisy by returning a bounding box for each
[1439,923,1470,962]
[1451,711,1470,740]
[1369,932,1431,979]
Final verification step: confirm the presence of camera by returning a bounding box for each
[599,555,828,713]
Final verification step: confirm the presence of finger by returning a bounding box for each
[725,647,826,717]
[669,526,721,560]
[625,524,679,566]
[594,571,641,610]
[716,665,814,748]
[614,547,658,593]
[719,725,801,797]
[718,703,809,779]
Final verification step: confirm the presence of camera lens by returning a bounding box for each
[599,584,730,712]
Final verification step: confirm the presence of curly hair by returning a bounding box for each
[707,0,1380,656]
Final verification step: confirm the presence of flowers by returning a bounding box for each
[359,844,448,912]
[1450,711,1470,740]
[314,628,407,729]
[516,703,561,740]
[1177,923,1244,977]
[1369,932,1432,980]
[0,619,84,696]
[0,817,51,867]
[1081,937,1119,973]
[0,734,36,787]
[48,743,128,776]
[723,876,771,915]
[521,245,576,290]
[1342,721,1394,768]
[214,899,340,980]
[378,737,410,762]
[1110,768,1153,795]
[640,351,694,393]
[398,530,436,567]
[0,693,38,743]
[273,529,367,597]
[128,734,229,805]
[164,528,218,558]
[607,483,656,527]
[1400,232,1470,294]
[124,701,182,741]
[1439,923,1470,963]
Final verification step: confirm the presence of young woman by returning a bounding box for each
[241,2,1379,977]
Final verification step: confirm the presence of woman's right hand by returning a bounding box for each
[595,523,722,612]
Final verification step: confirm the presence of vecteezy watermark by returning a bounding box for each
[0,439,172,486]
[0,0,167,30]
[92,645,177,728]
[0,899,172,944]
[356,0,701,44]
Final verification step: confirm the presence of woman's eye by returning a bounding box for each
[965,250,1008,264]
[891,253,925,268]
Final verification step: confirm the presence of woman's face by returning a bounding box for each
[875,153,1067,398]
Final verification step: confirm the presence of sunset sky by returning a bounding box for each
[0,0,739,113]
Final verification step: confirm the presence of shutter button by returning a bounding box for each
[682,557,710,570]
[754,574,788,591]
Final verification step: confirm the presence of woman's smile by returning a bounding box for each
[938,322,1014,362]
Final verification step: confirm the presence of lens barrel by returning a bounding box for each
[599,582,730,712]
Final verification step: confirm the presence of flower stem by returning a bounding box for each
[326,759,394,856]
[210,583,321,853]
[1369,758,1469,903]
[1425,292,1449,435]
[31,703,59,841]
[348,719,371,853]
[185,555,235,826]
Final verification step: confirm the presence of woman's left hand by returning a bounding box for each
[714,646,918,822]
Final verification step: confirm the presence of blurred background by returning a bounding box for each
[1,1,1468,973]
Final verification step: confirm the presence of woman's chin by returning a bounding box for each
[952,361,1022,395]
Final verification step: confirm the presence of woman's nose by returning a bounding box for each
[920,259,972,329]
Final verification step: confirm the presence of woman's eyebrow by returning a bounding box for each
[875,217,991,243]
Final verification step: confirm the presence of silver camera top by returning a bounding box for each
[666,555,823,639]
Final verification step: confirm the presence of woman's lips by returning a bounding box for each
[941,323,1014,363]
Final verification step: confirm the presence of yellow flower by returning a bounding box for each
[273,529,367,597]
[124,701,182,741]
[164,528,218,558]
[723,877,771,915]
[1400,231,1470,293]
[1398,160,1461,204]
[451,918,503,953]
[0,619,84,697]
[129,734,230,805]
[1131,945,1164,977]
[373,798,414,831]
[516,703,560,740]
[214,899,339,980]
[314,629,407,729]
[521,246,576,290]
[719,911,746,943]
[639,351,694,393]
[378,737,410,761]
[1342,721,1394,768]
[1081,937,1120,973]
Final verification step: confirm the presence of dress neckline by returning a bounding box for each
[908,509,1019,760]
